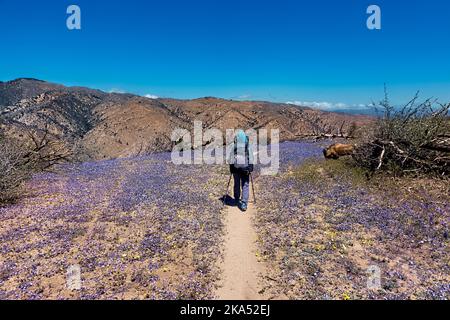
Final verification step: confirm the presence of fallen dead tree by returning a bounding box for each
[323,143,355,159]
[353,91,450,176]
[301,111,358,140]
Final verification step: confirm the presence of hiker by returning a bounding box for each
[228,130,254,211]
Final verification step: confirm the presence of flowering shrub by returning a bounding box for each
[0,152,226,299]
[255,141,449,299]
[0,140,447,300]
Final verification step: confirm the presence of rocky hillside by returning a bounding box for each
[0,78,373,160]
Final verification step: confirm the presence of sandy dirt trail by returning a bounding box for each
[216,201,267,300]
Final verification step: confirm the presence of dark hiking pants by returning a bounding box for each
[233,172,249,204]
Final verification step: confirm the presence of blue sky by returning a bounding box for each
[1,0,449,109]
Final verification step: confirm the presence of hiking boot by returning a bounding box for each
[240,201,248,212]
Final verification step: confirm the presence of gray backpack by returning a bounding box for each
[232,137,250,171]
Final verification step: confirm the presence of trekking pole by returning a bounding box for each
[223,174,232,206]
[250,173,256,204]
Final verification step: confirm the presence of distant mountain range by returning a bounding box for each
[0,78,373,160]
[328,108,379,116]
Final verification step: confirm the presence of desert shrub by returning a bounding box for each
[353,92,450,176]
[0,128,71,204]
[0,134,34,203]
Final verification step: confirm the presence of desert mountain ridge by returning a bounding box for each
[0,78,373,160]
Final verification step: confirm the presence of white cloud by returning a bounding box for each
[287,101,371,111]
[286,101,347,110]
[144,94,159,99]
[230,94,252,100]
[109,88,126,94]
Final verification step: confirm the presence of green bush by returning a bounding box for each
[293,158,368,186]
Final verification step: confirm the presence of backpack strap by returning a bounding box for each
[234,136,249,154]
[233,135,250,164]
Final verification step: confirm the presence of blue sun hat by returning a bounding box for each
[235,129,247,145]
